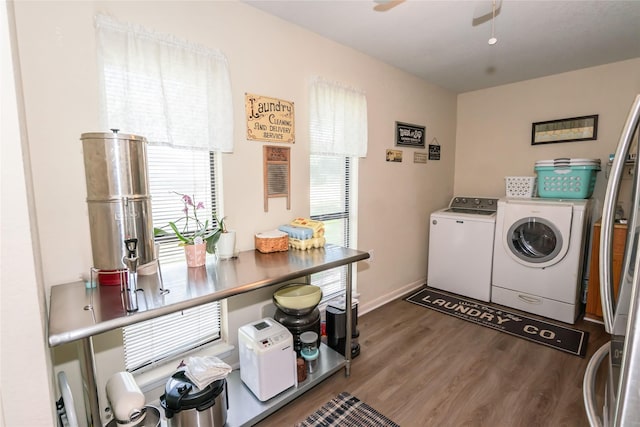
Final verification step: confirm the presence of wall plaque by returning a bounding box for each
[386,149,403,162]
[428,138,441,160]
[395,121,425,148]
[246,93,295,143]
[428,144,441,160]
[414,152,428,164]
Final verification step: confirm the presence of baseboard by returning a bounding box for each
[358,279,425,315]
[583,315,605,325]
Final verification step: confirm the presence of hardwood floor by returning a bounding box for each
[255,290,609,427]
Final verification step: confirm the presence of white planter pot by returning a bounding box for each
[216,231,236,260]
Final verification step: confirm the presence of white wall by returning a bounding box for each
[1,1,56,425]
[455,58,640,218]
[8,1,457,424]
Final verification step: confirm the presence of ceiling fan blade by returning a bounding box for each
[472,0,502,26]
[373,0,406,12]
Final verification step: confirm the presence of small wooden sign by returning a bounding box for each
[428,144,441,160]
[246,93,295,143]
[386,149,403,162]
[414,152,428,164]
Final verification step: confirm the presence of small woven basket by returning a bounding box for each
[255,230,289,253]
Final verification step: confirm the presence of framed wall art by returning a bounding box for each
[395,121,425,148]
[386,149,403,162]
[531,115,598,145]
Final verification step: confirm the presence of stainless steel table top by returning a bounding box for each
[48,245,369,347]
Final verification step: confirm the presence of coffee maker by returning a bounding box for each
[326,298,360,358]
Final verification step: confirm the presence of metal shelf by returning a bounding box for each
[47,244,369,426]
[605,160,635,179]
[226,344,346,427]
[49,245,368,347]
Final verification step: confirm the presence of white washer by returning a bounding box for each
[427,197,498,302]
[491,197,592,324]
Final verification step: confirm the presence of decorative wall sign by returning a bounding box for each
[395,121,425,148]
[532,114,598,145]
[428,138,441,160]
[386,149,403,162]
[246,93,295,143]
[263,146,291,212]
[414,152,428,164]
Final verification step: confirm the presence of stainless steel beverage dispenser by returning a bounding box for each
[80,130,155,305]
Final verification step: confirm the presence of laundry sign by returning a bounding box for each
[245,93,295,143]
[395,121,425,148]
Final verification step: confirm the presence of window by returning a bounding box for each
[95,15,233,372]
[309,78,367,301]
[121,147,221,372]
[310,156,354,300]
[148,147,218,263]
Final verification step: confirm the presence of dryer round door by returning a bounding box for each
[504,216,569,268]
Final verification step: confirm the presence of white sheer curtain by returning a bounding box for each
[309,77,368,158]
[95,14,233,152]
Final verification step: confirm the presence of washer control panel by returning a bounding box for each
[449,197,499,213]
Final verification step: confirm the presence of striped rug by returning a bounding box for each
[296,392,399,427]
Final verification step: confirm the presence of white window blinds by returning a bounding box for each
[310,155,353,300]
[123,146,222,372]
[122,298,221,372]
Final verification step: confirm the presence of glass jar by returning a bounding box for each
[300,331,319,373]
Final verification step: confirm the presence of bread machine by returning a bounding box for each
[238,318,296,401]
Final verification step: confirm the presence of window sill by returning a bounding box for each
[135,341,235,396]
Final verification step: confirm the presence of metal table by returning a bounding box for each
[48,244,369,426]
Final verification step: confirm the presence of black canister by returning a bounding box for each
[160,371,227,427]
[326,303,360,358]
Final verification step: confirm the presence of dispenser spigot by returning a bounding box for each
[125,238,138,261]
[122,237,139,312]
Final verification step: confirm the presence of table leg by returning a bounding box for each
[77,337,101,426]
[345,263,352,377]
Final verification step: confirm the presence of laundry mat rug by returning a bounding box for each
[406,287,589,357]
[295,392,400,427]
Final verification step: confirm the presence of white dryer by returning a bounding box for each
[491,198,592,324]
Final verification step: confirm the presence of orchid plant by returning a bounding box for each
[154,192,225,254]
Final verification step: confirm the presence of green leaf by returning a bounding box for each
[169,222,190,244]
[206,229,222,254]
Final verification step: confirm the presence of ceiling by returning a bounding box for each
[243,0,640,93]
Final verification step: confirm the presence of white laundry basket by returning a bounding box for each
[505,176,536,198]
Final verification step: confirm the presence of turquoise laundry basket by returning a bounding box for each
[534,158,601,199]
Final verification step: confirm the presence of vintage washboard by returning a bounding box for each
[263,146,290,212]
